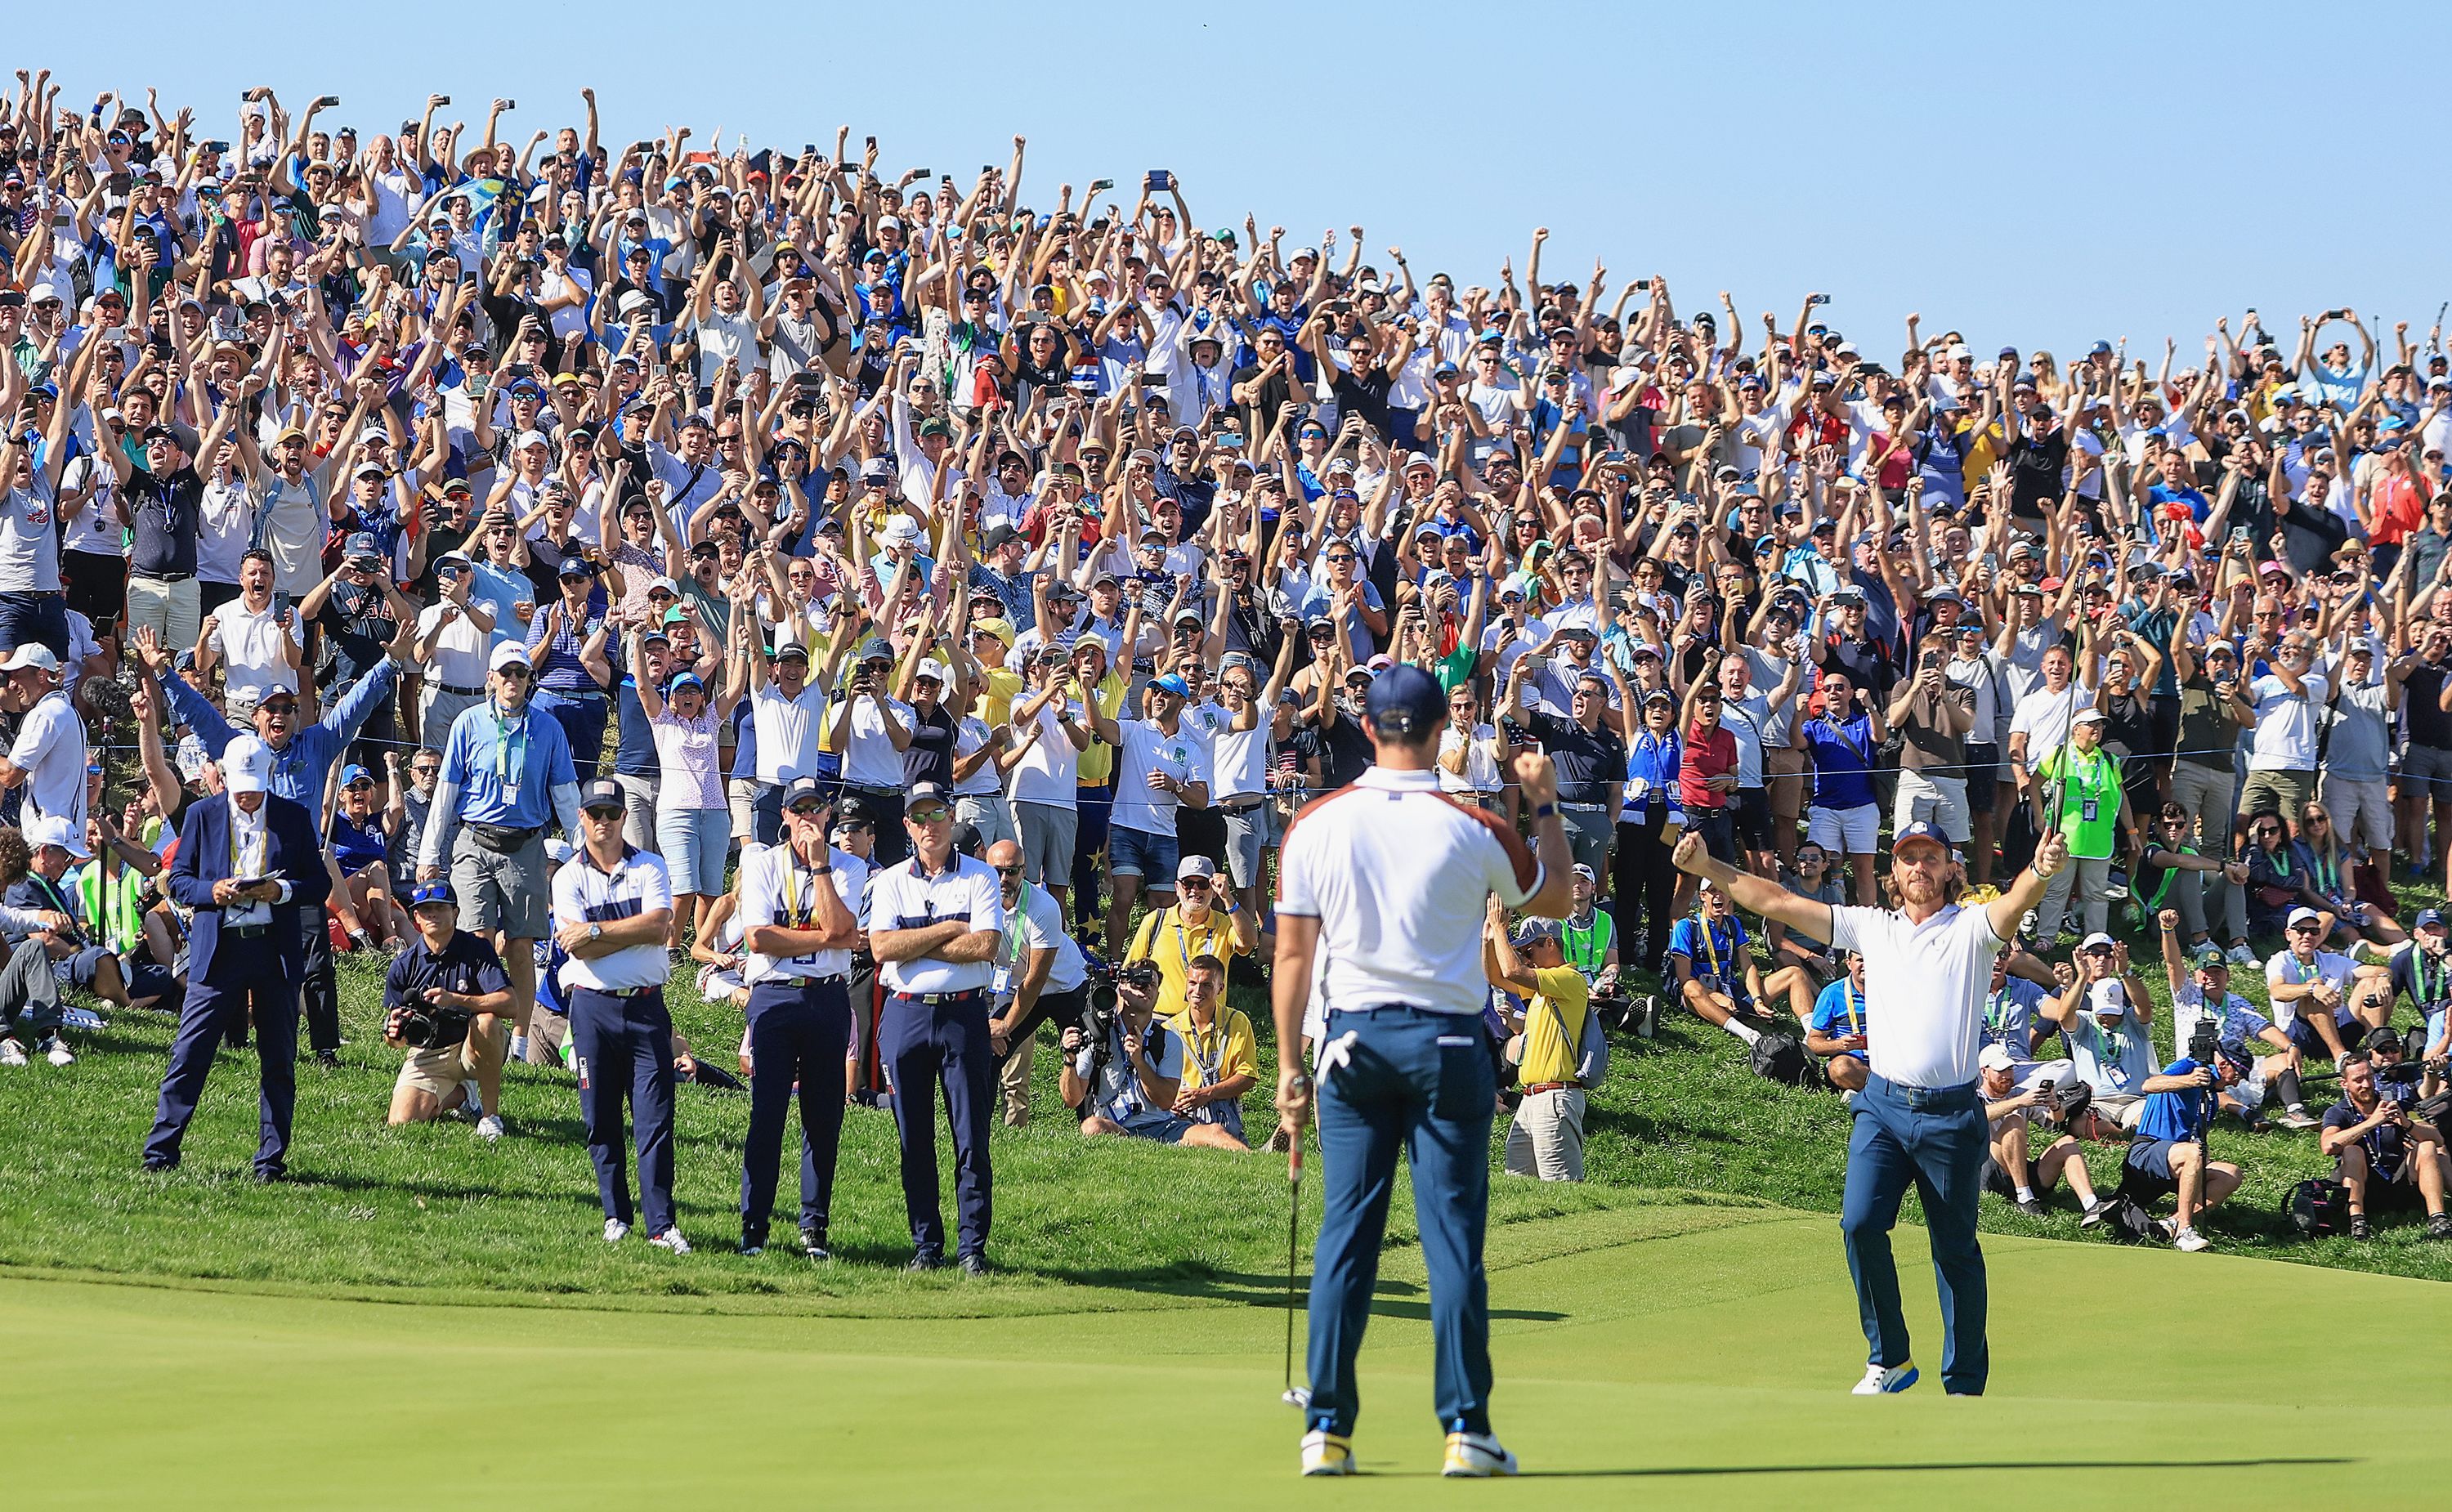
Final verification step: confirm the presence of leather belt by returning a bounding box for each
[889,988,987,1006]
[763,973,849,987]
[133,570,194,582]
[574,983,664,1002]
[1522,1081,1575,1094]
[224,923,270,938]
[437,682,485,697]
[1218,794,1266,813]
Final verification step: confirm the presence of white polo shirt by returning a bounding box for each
[750,679,828,785]
[739,841,869,985]
[839,692,914,789]
[1277,766,1540,1017]
[550,845,676,992]
[1827,901,2009,1089]
[869,852,1004,995]
[9,687,86,834]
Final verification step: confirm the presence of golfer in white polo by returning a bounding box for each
[1673,819,2068,1396]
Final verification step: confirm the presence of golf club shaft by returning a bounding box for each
[1285,1142,1302,1397]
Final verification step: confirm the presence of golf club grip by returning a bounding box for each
[1288,1141,1303,1181]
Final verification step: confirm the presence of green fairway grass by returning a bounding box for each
[5,1201,2423,1510]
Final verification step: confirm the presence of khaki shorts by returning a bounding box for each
[1765,748,1807,822]
[395,1015,508,1098]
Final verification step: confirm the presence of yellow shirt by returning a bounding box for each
[978,665,1024,730]
[1517,965,1591,1088]
[1179,1004,1259,1094]
[1072,669,1129,785]
[1130,903,1252,1025]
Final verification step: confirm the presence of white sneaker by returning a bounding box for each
[1851,1362,1920,1395]
[648,1228,692,1255]
[1299,1429,1354,1477]
[41,1036,73,1067]
[2226,943,2257,966]
[1441,1431,1519,1478]
[0,1039,26,1067]
[475,1115,505,1143]
[2174,1226,2212,1253]
[603,1219,631,1244]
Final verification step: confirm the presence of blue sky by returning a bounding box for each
[16,0,2447,361]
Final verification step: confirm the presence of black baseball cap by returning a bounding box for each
[578,777,624,814]
[1364,664,1443,737]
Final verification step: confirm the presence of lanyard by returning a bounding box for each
[1695,914,1729,980]
[1001,880,1035,968]
[2310,845,2341,897]
[1186,1013,1228,1085]
[2422,950,2446,1007]
[1986,988,2012,1035]
[1843,982,1862,1036]
[490,705,530,789]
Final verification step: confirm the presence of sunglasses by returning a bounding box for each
[1179,877,1210,889]
[908,807,953,825]
[496,666,532,680]
[993,863,1023,876]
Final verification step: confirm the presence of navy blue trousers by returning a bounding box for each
[544,691,611,781]
[1306,1005,1495,1438]
[569,986,678,1236]
[145,962,298,1176]
[884,991,995,1260]
[741,977,852,1246]
[1841,1072,1990,1394]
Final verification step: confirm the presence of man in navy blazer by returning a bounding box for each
[145,734,333,1179]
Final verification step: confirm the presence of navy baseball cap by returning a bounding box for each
[409,879,455,909]
[2418,908,2445,930]
[782,775,830,812]
[578,776,624,813]
[1892,821,1951,856]
[906,782,954,816]
[1363,664,1443,737]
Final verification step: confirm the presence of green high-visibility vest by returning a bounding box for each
[1564,910,1613,976]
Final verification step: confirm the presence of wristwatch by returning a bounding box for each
[588,923,603,942]
[1532,802,1558,821]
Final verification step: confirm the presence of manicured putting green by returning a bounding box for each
[7,1203,2423,1508]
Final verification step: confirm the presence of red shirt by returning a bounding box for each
[1680,718,1738,811]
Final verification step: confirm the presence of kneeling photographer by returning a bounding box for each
[2320,1050,2452,1241]
[383,879,515,1138]
[1058,956,1243,1150]
[2119,1026,2247,1253]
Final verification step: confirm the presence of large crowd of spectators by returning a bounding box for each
[4,73,2451,1253]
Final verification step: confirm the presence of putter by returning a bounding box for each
[1282,1138,1309,1410]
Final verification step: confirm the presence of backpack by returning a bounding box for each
[1749,1031,1819,1088]
[1573,1003,1610,1090]
[2284,1179,2351,1239]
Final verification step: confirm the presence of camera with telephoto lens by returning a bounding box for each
[395,993,473,1050]
[2187,1019,2222,1069]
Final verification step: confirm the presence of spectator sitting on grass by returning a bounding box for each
[7,817,138,1023]
[1669,878,1771,1047]
[1803,951,1871,1094]
[1761,843,1841,1025]
[2391,907,2452,1062]
[2264,906,2372,1062]
[2038,933,2155,1135]
[2320,1053,2452,1241]
[0,824,80,1067]
[1978,1042,2109,1224]
[1982,952,2052,1067]
[1168,954,1257,1151]
[1483,910,1590,1182]
[2156,907,2316,1130]
[2119,1045,2248,1253]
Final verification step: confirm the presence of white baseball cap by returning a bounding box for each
[27,814,88,857]
[221,733,275,794]
[489,641,533,673]
[1977,1043,2015,1073]
[0,643,60,673]
[2286,906,2324,928]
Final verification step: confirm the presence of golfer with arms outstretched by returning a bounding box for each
[1673,819,2069,1396]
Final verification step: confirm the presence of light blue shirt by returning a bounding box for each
[468,561,533,643]
[440,698,577,830]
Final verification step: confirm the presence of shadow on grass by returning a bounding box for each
[1024,1261,1567,1322]
[1491,1456,2356,1480]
